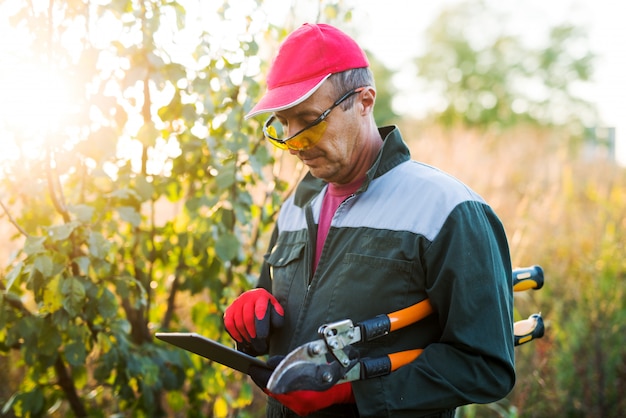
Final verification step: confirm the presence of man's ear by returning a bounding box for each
[359,86,376,116]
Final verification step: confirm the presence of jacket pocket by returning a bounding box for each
[332,253,415,323]
[264,241,306,303]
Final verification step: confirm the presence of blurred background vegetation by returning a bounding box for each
[0,0,623,417]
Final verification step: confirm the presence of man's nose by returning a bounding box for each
[286,122,304,138]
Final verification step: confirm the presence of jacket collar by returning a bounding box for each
[294,125,410,207]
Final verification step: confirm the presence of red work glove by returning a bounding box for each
[269,383,355,417]
[223,288,284,356]
[248,356,355,417]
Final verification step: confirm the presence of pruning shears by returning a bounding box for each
[266,265,545,394]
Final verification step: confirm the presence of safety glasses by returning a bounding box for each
[263,87,364,151]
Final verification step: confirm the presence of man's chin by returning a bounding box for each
[301,157,320,171]
[307,166,326,179]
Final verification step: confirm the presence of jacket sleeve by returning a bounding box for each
[353,201,515,417]
[257,225,279,292]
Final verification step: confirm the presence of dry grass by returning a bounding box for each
[401,121,626,416]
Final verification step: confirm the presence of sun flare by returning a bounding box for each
[0,65,73,163]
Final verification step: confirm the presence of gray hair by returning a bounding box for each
[328,68,375,110]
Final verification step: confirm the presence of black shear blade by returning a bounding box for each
[267,359,344,394]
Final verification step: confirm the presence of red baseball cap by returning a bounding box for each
[245,23,369,119]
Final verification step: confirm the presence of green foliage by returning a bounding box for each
[0,0,293,416]
[415,0,598,131]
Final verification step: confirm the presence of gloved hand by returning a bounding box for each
[270,384,355,417]
[223,288,284,356]
[249,356,355,417]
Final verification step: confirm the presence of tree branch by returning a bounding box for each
[46,147,71,223]
[0,199,30,237]
[161,252,183,330]
[54,356,87,417]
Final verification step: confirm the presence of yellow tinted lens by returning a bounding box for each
[266,125,288,149]
[268,137,288,149]
[286,120,327,151]
[267,124,282,139]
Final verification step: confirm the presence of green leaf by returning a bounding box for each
[24,236,46,256]
[5,261,23,292]
[46,221,80,242]
[68,204,95,223]
[33,254,53,276]
[165,391,186,412]
[250,145,272,170]
[215,233,239,262]
[118,206,141,227]
[115,276,147,309]
[74,256,90,275]
[219,208,235,229]
[141,357,160,386]
[215,161,236,189]
[163,180,183,202]
[65,341,87,367]
[16,315,40,346]
[137,122,160,147]
[61,277,86,316]
[38,321,62,356]
[17,388,45,415]
[111,317,132,335]
[88,231,112,260]
[97,332,113,354]
[97,287,119,319]
[25,268,45,297]
[42,276,64,313]
[51,309,71,331]
[134,175,155,202]
[108,188,141,202]
[73,364,88,390]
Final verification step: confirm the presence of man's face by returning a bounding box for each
[273,82,372,184]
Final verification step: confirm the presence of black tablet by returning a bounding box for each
[155,332,271,374]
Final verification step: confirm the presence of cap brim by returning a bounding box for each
[244,74,331,120]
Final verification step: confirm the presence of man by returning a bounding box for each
[224,23,515,417]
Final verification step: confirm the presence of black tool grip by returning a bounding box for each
[512,265,544,291]
[359,314,392,342]
[360,356,392,380]
[514,313,545,346]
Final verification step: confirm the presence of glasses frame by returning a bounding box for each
[263,86,365,149]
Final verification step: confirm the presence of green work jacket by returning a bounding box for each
[257,126,515,417]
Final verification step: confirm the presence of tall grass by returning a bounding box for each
[403,122,626,417]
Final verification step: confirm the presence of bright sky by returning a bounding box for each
[353,0,626,164]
